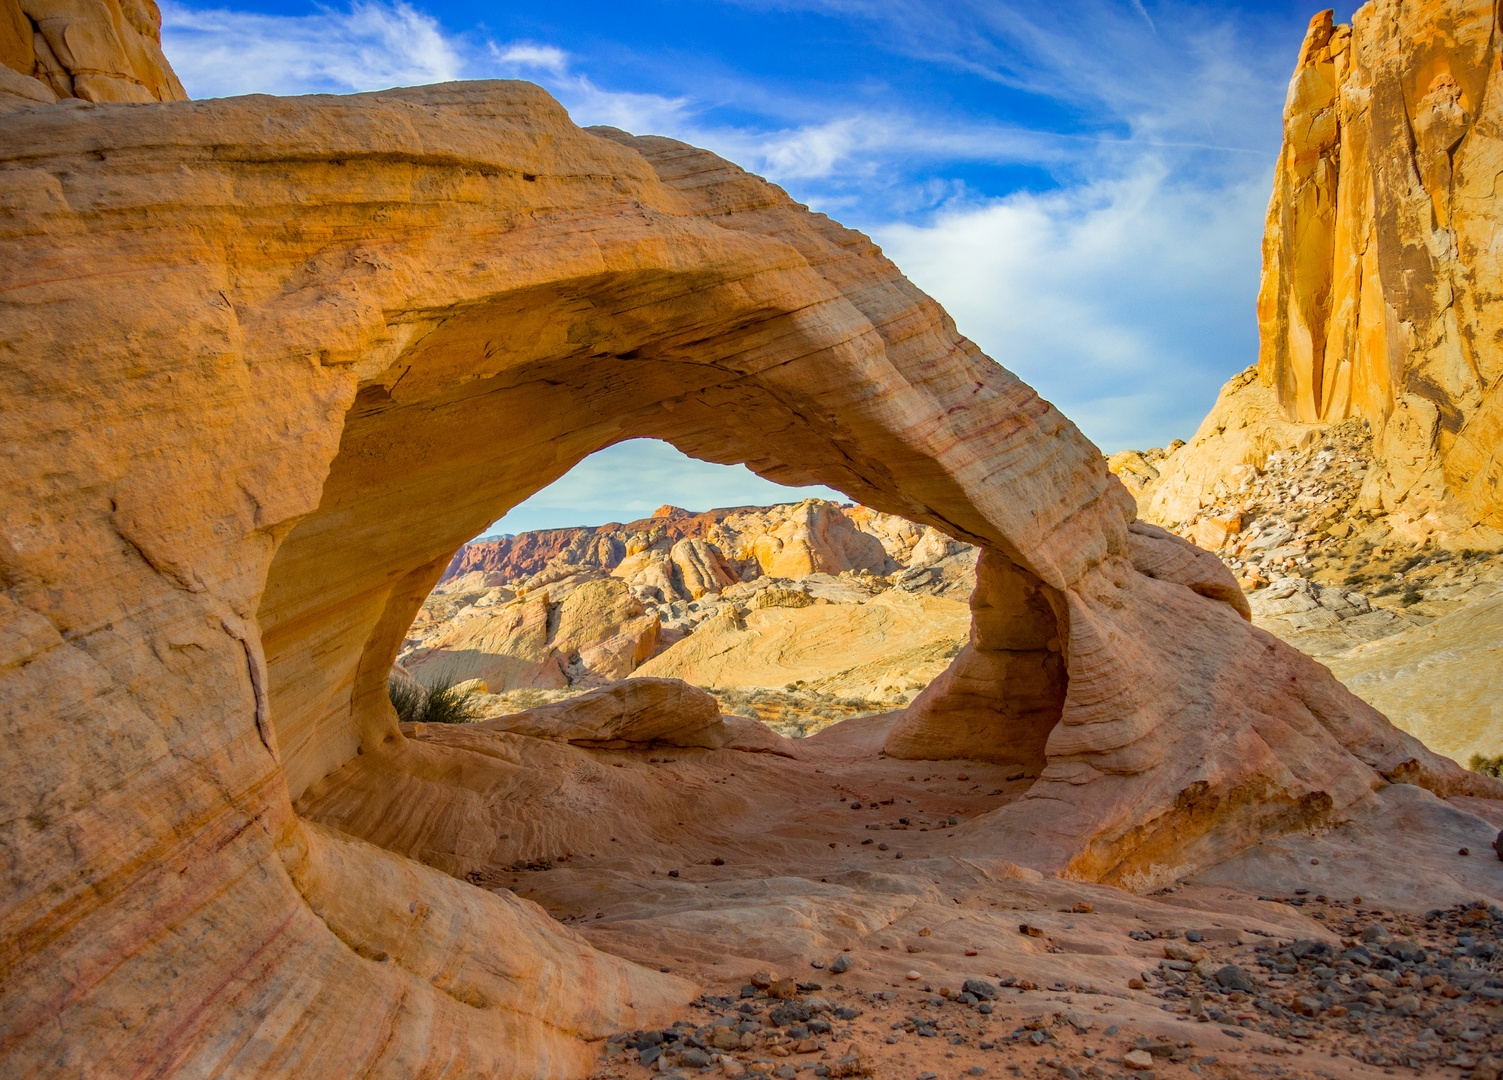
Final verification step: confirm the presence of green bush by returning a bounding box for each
[388,671,483,725]
[1469,754,1503,778]
[388,676,427,724]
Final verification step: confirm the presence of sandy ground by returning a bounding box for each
[299,714,1503,1080]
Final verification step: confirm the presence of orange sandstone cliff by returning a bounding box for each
[1145,1,1503,545]
[0,0,185,106]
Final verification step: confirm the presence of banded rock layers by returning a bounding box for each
[1,78,1495,1079]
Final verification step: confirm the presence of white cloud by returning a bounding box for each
[161,0,463,97]
[489,42,569,74]
[874,162,1272,452]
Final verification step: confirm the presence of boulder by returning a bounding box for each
[479,677,722,746]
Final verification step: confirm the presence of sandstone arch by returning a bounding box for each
[2,81,1494,1077]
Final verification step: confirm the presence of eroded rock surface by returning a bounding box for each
[2,72,1495,1079]
[0,0,185,106]
[1150,2,1503,546]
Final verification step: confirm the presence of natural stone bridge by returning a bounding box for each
[1,79,1490,1077]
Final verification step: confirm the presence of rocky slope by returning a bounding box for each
[1110,375,1503,760]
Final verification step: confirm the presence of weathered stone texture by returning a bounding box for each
[1255,1,1503,540]
[0,0,185,106]
[1,76,1494,1078]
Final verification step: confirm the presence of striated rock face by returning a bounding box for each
[0,0,185,107]
[1216,2,1503,543]
[3,77,1496,1077]
[446,497,908,587]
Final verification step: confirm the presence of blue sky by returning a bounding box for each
[158,0,1358,533]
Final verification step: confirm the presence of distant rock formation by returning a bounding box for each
[444,498,912,586]
[1143,3,1503,547]
[409,501,977,715]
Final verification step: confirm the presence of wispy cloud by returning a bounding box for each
[876,163,1272,450]
[735,0,1285,166]
[161,0,463,97]
[489,42,569,74]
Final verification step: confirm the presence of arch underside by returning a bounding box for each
[2,79,1492,1079]
[258,268,1077,800]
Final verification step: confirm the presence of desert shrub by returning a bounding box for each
[388,676,426,724]
[388,671,482,725]
[422,680,484,724]
[1470,754,1503,778]
[1400,586,1424,606]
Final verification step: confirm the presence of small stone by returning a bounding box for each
[768,978,797,999]
[712,857,726,865]
[1460,848,1471,856]
[751,972,773,988]
[1072,902,1093,913]
[828,954,851,974]
[668,869,679,877]
[1214,965,1255,993]
[962,979,999,1000]
[1020,924,1044,937]
[1123,1049,1154,1068]
[906,970,921,980]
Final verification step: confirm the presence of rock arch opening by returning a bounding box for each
[391,438,1040,745]
[257,319,1074,803]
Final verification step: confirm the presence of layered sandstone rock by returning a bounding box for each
[2,76,1495,1078]
[1157,2,1503,544]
